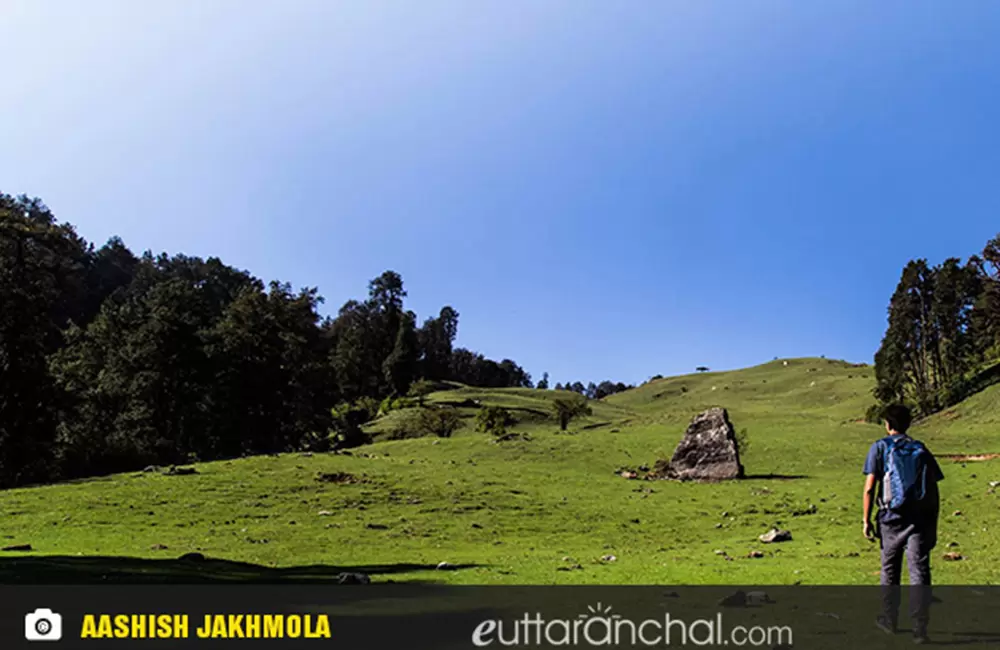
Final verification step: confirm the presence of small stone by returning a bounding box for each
[953,510,963,517]
[150,544,169,551]
[942,552,964,561]
[714,549,727,555]
[947,541,959,548]
[714,523,723,529]
[436,561,457,571]
[318,510,333,516]
[601,554,618,562]
[365,523,389,530]
[759,528,792,543]
[748,550,765,559]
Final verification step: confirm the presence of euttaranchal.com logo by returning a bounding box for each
[471,602,793,647]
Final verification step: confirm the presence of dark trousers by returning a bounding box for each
[879,518,935,634]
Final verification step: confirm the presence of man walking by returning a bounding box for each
[862,404,944,644]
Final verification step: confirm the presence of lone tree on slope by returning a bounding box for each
[551,396,592,431]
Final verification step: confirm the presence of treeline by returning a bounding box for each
[873,232,1000,417]
[0,194,530,487]
[537,373,633,399]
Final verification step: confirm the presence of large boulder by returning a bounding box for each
[654,408,744,481]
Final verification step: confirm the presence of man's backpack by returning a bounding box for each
[881,435,931,511]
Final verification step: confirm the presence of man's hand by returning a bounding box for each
[863,520,875,541]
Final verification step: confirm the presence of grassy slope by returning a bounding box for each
[1,358,998,585]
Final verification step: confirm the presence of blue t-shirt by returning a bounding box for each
[863,434,944,525]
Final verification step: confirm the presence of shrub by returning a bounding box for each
[407,379,439,406]
[378,395,416,416]
[416,407,462,438]
[330,398,382,448]
[475,406,514,437]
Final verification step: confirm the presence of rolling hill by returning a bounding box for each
[1,357,998,585]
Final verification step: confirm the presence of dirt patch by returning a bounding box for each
[315,471,367,484]
[939,454,1000,462]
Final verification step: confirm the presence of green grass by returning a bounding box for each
[2,357,999,585]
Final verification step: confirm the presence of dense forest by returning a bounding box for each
[0,194,546,487]
[873,232,1000,418]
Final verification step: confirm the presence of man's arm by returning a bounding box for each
[863,473,878,540]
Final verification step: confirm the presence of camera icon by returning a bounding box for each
[25,609,62,642]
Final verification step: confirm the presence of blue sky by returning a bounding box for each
[3,1,1000,385]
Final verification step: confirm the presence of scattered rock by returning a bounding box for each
[436,562,457,571]
[943,552,964,561]
[557,564,583,571]
[651,408,745,481]
[747,550,765,559]
[714,523,723,529]
[336,572,371,584]
[317,510,334,516]
[759,528,792,543]
[714,549,728,556]
[150,544,169,551]
[638,464,649,472]
[365,523,389,530]
[601,554,618,562]
[2,544,32,552]
[953,510,963,517]
[166,466,198,476]
[947,541,959,548]
[620,470,639,480]
[471,523,483,529]
[179,552,206,562]
[990,481,1000,488]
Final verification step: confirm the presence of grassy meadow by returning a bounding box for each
[2,357,999,585]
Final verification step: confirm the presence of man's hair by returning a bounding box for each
[883,404,912,434]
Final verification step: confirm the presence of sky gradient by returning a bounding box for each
[3,1,1000,385]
